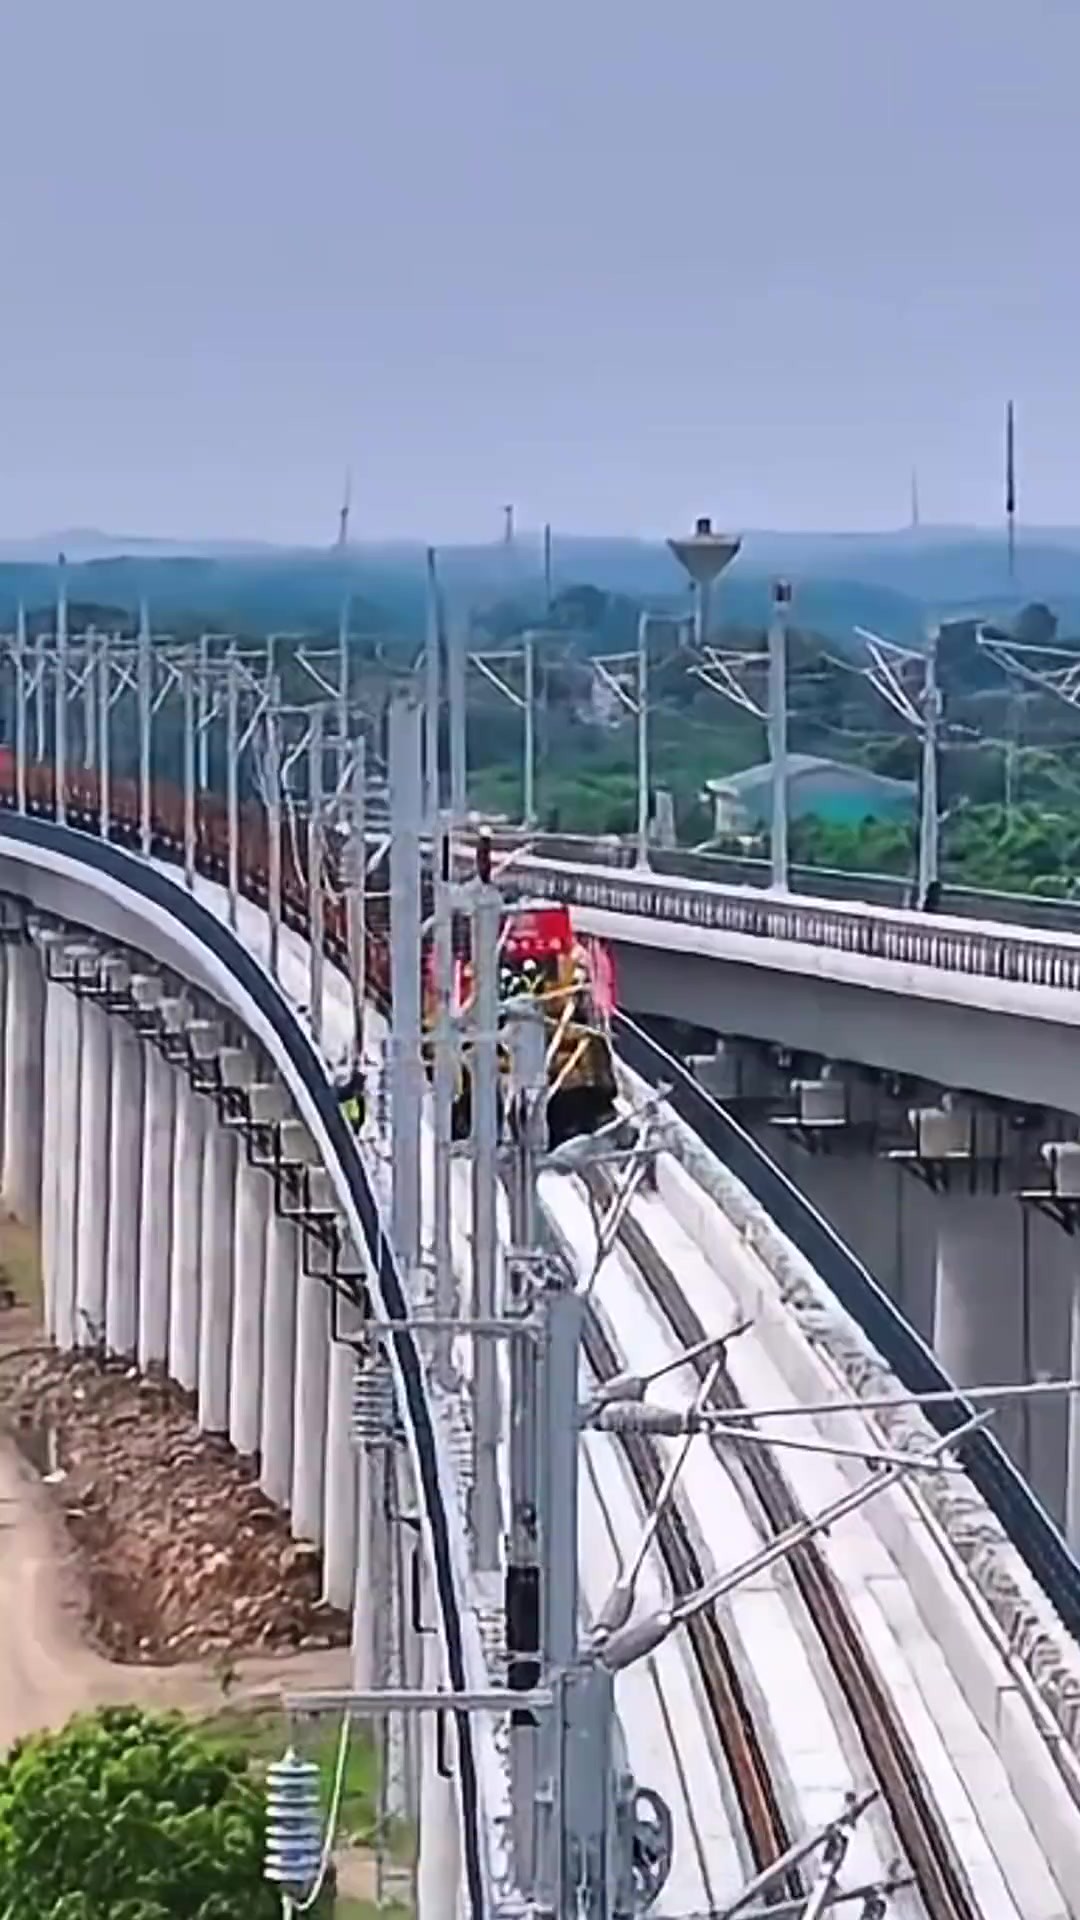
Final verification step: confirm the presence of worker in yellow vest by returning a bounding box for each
[336,1058,366,1133]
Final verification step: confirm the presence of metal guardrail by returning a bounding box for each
[506,854,1080,994]
[505,832,1080,936]
[614,1008,1080,1642]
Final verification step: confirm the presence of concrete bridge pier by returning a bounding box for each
[323,1326,358,1610]
[757,1130,938,1342]
[198,1122,237,1433]
[168,1075,207,1392]
[74,997,112,1348]
[259,1212,299,1507]
[2,937,44,1221]
[105,1017,145,1360]
[1021,1207,1073,1530]
[229,1155,270,1458]
[291,1257,330,1543]
[137,1045,176,1370]
[934,1190,1027,1462]
[39,971,65,1339]
[52,975,83,1352]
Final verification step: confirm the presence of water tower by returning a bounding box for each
[667,516,741,647]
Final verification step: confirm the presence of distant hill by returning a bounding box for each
[1,523,1078,641]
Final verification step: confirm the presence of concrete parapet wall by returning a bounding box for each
[619,1058,1080,1900]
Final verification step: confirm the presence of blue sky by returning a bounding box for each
[1,0,1076,543]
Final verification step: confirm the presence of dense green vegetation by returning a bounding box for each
[0,1706,278,1918]
[0,1703,400,1920]
[463,587,1080,897]
[19,562,1080,898]
[789,802,1080,897]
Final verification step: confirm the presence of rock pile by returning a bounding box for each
[1,1350,349,1663]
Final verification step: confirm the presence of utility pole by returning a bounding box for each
[54,560,68,826]
[265,675,283,983]
[137,600,152,857]
[226,644,240,930]
[523,629,536,828]
[181,641,196,887]
[589,626,659,869]
[447,618,468,825]
[82,627,97,770]
[425,549,442,830]
[635,615,650,869]
[691,605,799,876]
[337,596,351,773]
[13,605,26,817]
[469,863,503,1571]
[431,812,457,1389]
[346,736,367,1068]
[97,632,111,842]
[919,622,941,901]
[308,706,326,1049]
[388,693,423,1272]
[503,999,548,1893]
[768,582,791,892]
[850,622,954,908]
[32,612,45,764]
[197,631,211,791]
[467,637,538,832]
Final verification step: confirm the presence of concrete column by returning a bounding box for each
[52,987,82,1352]
[353,1437,393,1695]
[0,942,10,1183]
[229,1153,270,1457]
[168,1075,206,1392]
[1024,1208,1073,1531]
[934,1191,1026,1461]
[137,1046,176,1370]
[39,975,65,1338]
[2,939,44,1221]
[893,1172,938,1343]
[260,1211,299,1507]
[1067,1276,1080,1552]
[291,1258,330,1542]
[74,999,112,1348]
[105,1017,144,1359]
[198,1122,237,1433]
[416,1568,461,1920]
[323,1335,358,1609]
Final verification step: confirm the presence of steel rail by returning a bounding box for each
[585,1164,980,1920]
[579,1299,802,1900]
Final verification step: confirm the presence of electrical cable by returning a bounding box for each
[287,1709,355,1914]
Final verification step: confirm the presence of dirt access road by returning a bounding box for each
[0,1434,349,1751]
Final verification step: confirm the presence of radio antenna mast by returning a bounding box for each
[337,468,352,550]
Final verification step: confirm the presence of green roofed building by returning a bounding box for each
[704,754,915,837]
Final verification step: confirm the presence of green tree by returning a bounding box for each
[0,1706,281,1920]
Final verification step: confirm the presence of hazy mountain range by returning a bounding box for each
[0,524,1073,642]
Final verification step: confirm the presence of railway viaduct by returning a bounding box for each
[6,789,1080,1916]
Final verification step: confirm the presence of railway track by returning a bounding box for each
[581,1164,981,1920]
[579,1298,802,1903]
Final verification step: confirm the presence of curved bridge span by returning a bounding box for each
[0,804,492,1920]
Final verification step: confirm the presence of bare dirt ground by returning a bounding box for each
[0,1232,391,1905]
[0,1431,351,1748]
[0,1339,351,1664]
[0,1261,349,1747]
